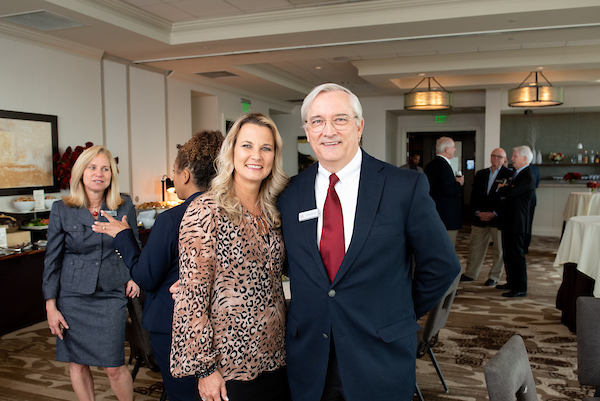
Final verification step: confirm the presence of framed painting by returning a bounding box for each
[0,110,59,196]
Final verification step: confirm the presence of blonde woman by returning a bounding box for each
[43,145,140,401]
[170,113,290,401]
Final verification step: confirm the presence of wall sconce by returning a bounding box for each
[508,71,563,107]
[161,175,174,201]
[404,77,453,111]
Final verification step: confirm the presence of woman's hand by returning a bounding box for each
[46,298,69,340]
[169,280,180,301]
[91,211,130,238]
[126,280,140,298]
[197,371,228,401]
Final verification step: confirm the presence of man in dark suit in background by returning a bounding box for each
[461,148,512,286]
[278,83,460,401]
[496,145,537,298]
[424,137,465,245]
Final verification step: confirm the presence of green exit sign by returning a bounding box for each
[242,102,250,112]
[435,115,447,123]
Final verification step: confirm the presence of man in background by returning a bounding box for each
[400,152,424,173]
[461,148,512,286]
[496,146,536,298]
[424,137,465,245]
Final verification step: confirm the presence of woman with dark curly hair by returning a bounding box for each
[94,130,224,401]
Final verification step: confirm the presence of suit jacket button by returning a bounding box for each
[328,289,336,297]
[322,333,328,339]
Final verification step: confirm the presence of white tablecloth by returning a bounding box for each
[563,192,596,221]
[554,215,600,297]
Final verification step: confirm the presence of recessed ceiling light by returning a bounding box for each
[315,66,323,70]
[418,73,426,76]
[536,66,545,70]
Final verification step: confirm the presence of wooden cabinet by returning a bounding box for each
[0,249,46,335]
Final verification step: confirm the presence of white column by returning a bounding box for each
[484,89,502,169]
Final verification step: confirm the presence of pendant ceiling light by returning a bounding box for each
[404,77,453,111]
[508,71,563,107]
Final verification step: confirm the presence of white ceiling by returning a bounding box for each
[2,0,600,104]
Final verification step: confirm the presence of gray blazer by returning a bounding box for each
[42,195,139,300]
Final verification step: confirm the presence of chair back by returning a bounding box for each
[484,335,538,401]
[576,296,600,391]
[417,273,460,356]
[126,291,160,376]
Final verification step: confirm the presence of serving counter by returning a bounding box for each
[0,249,46,335]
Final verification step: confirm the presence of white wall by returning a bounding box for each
[0,32,103,212]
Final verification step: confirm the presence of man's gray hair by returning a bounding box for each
[435,137,454,154]
[301,83,363,124]
[514,145,534,164]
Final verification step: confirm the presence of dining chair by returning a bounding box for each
[484,335,538,401]
[576,296,600,400]
[126,291,168,401]
[414,273,461,401]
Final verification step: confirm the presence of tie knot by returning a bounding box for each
[329,173,339,187]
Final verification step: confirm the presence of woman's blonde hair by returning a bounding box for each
[211,113,289,227]
[63,145,124,210]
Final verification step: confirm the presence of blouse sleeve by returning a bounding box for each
[170,199,220,378]
[42,201,66,300]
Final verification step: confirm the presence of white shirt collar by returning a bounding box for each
[317,148,362,185]
[437,154,452,166]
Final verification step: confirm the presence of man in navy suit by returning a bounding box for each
[461,148,512,286]
[496,146,537,298]
[424,137,465,245]
[278,83,460,401]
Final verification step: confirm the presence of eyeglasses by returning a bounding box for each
[305,115,357,133]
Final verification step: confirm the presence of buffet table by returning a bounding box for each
[0,249,46,335]
[554,215,600,332]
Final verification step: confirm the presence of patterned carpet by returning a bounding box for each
[0,231,595,400]
[415,231,595,400]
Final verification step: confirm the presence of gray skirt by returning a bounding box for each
[56,287,127,367]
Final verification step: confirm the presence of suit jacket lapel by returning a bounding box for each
[299,164,330,282]
[332,151,384,286]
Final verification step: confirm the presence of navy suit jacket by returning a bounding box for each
[278,151,460,401]
[113,192,200,333]
[424,156,463,230]
[498,166,536,233]
[470,166,512,228]
[43,195,138,300]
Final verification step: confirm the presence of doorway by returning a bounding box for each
[406,131,476,223]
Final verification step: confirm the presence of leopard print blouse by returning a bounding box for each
[170,193,286,381]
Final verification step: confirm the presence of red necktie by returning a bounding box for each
[320,174,345,282]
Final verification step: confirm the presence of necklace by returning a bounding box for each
[90,206,100,217]
[252,211,269,237]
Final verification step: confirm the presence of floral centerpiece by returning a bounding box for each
[549,152,564,163]
[53,142,94,189]
[587,181,600,192]
[564,172,582,184]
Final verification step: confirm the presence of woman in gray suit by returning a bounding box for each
[43,145,140,401]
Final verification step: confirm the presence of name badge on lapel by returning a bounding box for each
[104,210,117,217]
[298,209,319,222]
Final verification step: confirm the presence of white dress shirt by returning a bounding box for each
[315,149,362,252]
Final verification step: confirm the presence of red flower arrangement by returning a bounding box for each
[587,181,600,191]
[53,142,94,189]
[563,172,582,182]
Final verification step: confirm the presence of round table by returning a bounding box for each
[562,192,600,221]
